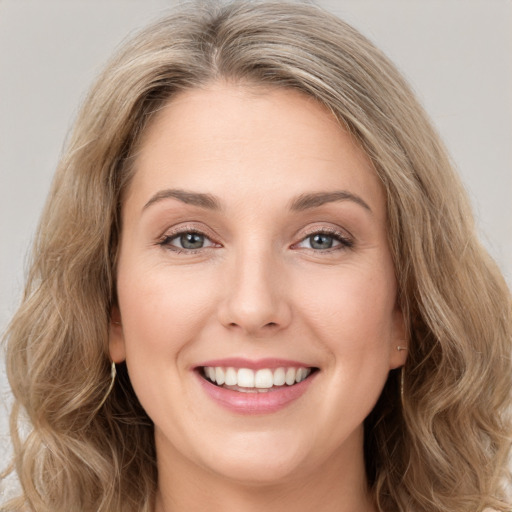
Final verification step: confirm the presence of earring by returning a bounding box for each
[95,361,117,412]
[396,346,407,409]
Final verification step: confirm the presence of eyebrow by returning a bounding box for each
[290,191,372,213]
[143,189,221,211]
[142,188,371,214]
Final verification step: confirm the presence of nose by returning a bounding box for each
[217,247,292,336]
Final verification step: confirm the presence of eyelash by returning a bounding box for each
[157,227,354,254]
[157,227,218,254]
[293,228,354,252]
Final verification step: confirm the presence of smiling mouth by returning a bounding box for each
[200,366,318,393]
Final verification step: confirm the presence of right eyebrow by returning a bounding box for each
[142,188,221,212]
[290,190,372,214]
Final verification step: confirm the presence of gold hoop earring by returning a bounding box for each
[95,362,116,412]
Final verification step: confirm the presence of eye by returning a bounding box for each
[159,230,217,251]
[306,233,337,250]
[295,230,353,251]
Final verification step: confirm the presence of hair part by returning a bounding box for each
[3,1,511,511]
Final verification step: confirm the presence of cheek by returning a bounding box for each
[282,264,398,455]
[294,261,399,410]
[297,264,397,348]
[114,262,223,427]
[116,262,219,363]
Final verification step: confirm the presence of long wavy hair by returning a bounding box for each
[2,1,511,511]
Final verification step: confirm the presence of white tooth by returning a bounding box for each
[273,367,286,386]
[215,367,225,385]
[207,367,216,382]
[296,368,306,383]
[237,368,255,388]
[298,368,312,382]
[285,367,296,385]
[255,369,273,388]
[225,367,237,386]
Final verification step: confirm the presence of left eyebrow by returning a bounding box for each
[142,188,221,212]
[290,191,372,214]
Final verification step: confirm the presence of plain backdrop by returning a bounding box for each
[0,0,511,488]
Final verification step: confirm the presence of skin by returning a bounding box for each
[109,82,407,512]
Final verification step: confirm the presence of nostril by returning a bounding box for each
[228,321,277,326]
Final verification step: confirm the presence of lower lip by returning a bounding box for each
[196,371,317,415]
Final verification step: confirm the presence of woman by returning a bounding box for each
[2,1,511,511]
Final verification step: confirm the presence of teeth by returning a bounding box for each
[203,366,313,389]
[273,367,286,386]
[296,367,307,383]
[254,369,273,388]
[285,367,296,385]
[215,367,225,385]
[237,368,255,388]
[225,367,237,386]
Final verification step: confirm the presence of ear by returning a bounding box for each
[388,306,408,370]
[109,305,126,363]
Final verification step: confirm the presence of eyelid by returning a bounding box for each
[157,223,222,251]
[291,225,354,251]
[155,222,353,253]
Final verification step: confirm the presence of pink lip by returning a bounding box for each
[194,364,318,415]
[194,357,313,371]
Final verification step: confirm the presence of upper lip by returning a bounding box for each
[194,357,317,371]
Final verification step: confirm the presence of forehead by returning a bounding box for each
[127,82,385,217]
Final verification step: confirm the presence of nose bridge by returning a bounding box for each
[219,239,291,334]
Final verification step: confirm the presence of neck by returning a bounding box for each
[153,429,376,512]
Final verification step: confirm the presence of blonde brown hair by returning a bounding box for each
[3,1,511,511]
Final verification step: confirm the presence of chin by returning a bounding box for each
[207,452,309,486]
[191,429,321,486]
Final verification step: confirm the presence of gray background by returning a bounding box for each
[1,0,511,493]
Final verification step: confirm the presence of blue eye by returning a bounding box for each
[296,231,352,251]
[308,233,335,250]
[176,232,206,249]
[160,231,216,251]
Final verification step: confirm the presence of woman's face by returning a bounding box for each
[110,83,407,485]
